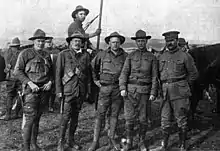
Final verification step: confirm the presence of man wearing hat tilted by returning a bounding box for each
[44,37,60,112]
[2,37,22,120]
[56,31,92,151]
[68,5,101,52]
[88,32,127,151]
[119,30,158,151]
[14,29,53,151]
[178,38,190,52]
[158,31,198,151]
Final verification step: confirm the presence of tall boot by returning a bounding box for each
[178,128,183,148]
[31,123,41,151]
[57,125,67,151]
[160,129,169,151]
[123,123,133,151]
[107,117,120,150]
[179,128,187,151]
[88,118,102,151]
[139,124,148,151]
[68,118,81,150]
[22,124,33,151]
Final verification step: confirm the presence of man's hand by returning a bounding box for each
[28,81,39,92]
[56,93,63,98]
[121,90,127,97]
[95,28,101,36]
[94,80,102,88]
[75,67,81,76]
[149,95,156,101]
[42,81,52,91]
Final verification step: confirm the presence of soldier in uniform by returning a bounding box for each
[158,31,198,151]
[119,30,158,151]
[88,32,127,151]
[44,37,60,112]
[3,37,22,120]
[178,38,189,52]
[14,29,53,151]
[56,31,91,151]
[68,5,101,52]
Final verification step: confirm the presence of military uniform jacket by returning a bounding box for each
[4,47,21,79]
[14,48,53,85]
[119,49,158,96]
[91,48,127,84]
[56,49,91,97]
[158,48,198,100]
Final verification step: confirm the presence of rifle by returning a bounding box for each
[84,15,99,31]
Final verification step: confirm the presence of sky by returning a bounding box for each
[0,0,220,45]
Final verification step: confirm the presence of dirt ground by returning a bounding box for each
[0,81,220,151]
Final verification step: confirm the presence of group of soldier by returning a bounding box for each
[0,4,199,151]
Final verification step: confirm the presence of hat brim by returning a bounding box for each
[72,8,89,18]
[9,44,20,47]
[105,35,125,44]
[131,36,151,40]
[28,36,51,41]
[66,36,86,43]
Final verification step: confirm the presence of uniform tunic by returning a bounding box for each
[119,49,158,125]
[91,48,127,119]
[158,48,198,130]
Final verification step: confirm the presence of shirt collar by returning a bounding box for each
[107,47,123,56]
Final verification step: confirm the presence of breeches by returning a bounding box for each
[161,98,190,130]
[96,85,123,120]
[124,92,150,125]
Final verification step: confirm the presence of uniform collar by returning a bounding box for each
[107,47,124,56]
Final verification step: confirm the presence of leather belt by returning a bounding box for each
[128,80,152,86]
[161,77,185,84]
[100,81,119,86]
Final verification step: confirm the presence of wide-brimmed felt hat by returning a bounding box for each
[71,5,89,19]
[29,29,51,40]
[131,30,151,40]
[66,31,86,43]
[162,31,180,41]
[9,37,20,47]
[104,32,125,44]
[178,38,188,46]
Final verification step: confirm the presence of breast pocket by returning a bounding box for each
[159,60,166,72]
[131,58,140,69]
[174,60,184,73]
[102,59,112,72]
[29,60,45,73]
[142,58,152,71]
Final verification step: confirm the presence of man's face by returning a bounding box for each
[166,39,178,51]
[34,39,45,50]
[70,38,83,51]
[44,39,53,49]
[11,46,19,51]
[136,39,147,50]
[75,11,86,22]
[109,37,121,51]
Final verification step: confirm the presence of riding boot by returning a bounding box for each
[31,123,41,151]
[107,117,120,150]
[88,118,102,151]
[179,128,187,151]
[57,125,67,151]
[139,124,148,151]
[123,123,133,151]
[68,118,81,150]
[159,129,169,151]
[178,128,183,148]
[22,124,32,151]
